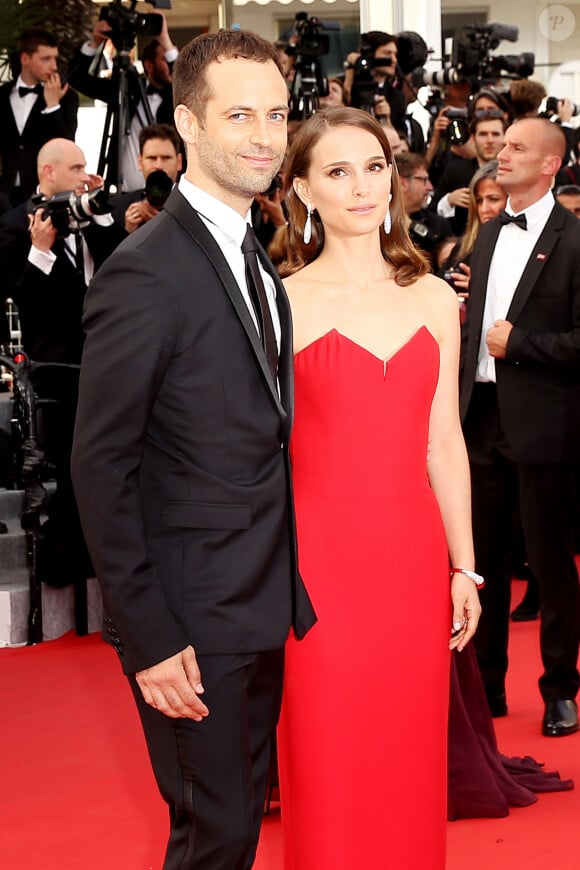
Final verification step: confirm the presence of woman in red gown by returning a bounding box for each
[276,108,481,869]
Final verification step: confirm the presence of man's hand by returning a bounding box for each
[135,645,210,721]
[254,188,287,228]
[43,71,68,109]
[125,199,159,233]
[450,261,471,293]
[89,19,113,49]
[448,187,471,209]
[158,12,175,52]
[373,94,391,120]
[486,319,513,358]
[29,209,57,253]
[86,173,105,192]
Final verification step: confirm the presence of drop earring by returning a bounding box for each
[383,194,393,234]
[303,204,313,244]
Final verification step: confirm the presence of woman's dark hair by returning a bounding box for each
[279,107,429,285]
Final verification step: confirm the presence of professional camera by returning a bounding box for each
[412,23,534,91]
[445,107,470,145]
[31,188,113,238]
[99,0,171,53]
[545,96,580,118]
[144,169,173,209]
[287,13,338,120]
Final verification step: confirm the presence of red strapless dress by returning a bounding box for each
[278,327,449,869]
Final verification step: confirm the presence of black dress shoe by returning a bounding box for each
[542,699,579,737]
[510,600,540,622]
[486,692,508,718]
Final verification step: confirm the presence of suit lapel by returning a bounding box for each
[506,205,564,323]
[164,190,288,421]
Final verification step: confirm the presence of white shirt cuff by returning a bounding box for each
[437,194,455,218]
[29,246,56,275]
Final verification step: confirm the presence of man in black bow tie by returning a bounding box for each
[68,13,177,191]
[0,29,78,206]
[460,117,580,737]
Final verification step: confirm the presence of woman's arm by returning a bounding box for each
[425,278,481,650]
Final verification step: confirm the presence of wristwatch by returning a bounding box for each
[450,568,485,588]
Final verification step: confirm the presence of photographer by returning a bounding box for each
[68,11,178,191]
[395,151,454,267]
[430,112,508,236]
[110,123,182,233]
[0,138,124,364]
[0,138,124,590]
[344,31,406,129]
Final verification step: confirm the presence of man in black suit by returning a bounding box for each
[0,137,124,590]
[71,29,316,869]
[68,13,177,191]
[460,117,580,736]
[110,123,182,233]
[0,29,78,206]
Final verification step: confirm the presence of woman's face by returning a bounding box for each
[295,125,392,238]
[475,177,507,223]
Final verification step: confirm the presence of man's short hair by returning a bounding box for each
[173,29,283,122]
[555,184,580,197]
[138,123,181,155]
[394,151,426,177]
[469,113,509,137]
[362,31,397,53]
[17,29,58,56]
[509,79,547,118]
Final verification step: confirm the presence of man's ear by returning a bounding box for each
[174,104,198,147]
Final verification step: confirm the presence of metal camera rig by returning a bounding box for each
[287,13,339,121]
[96,0,171,191]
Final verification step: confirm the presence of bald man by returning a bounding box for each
[460,118,580,736]
[0,138,123,589]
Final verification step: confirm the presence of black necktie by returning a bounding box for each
[18,84,42,98]
[72,231,85,282]
[241,225,278,381]
[146,83,162,96]
[498,209,527,230]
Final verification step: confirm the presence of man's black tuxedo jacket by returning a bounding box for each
[460,200,580,464]
[0,82,78,202]
[0,203,124,363]
[430,156,478,236]
[71,189,317,674]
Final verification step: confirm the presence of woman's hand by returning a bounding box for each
[449,572,482,651]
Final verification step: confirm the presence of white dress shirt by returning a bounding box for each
[476,189,555,382]
[9,76,59,186]
[177,176,281,353]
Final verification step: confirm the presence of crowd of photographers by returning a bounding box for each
[1,16,580,591]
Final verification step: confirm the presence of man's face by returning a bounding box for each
[474,119,505,163]
[556,192,580,217]
[146,45,172,88]
[20,45,59,85]
[139,137,182,183]
[184,58,289,214]
[43,143,90,197]
[373,41,397,80]
[401,166,432,213]
[496,121,555,194]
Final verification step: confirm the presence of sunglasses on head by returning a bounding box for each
[473,108,504,120]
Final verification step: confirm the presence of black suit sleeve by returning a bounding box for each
[505,257,580,371]
[67,45,113,104]
[72,244,189,673]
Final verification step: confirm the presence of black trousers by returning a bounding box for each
[464,383,580,703]
[129,648,284,870]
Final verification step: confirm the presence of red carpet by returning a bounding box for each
[0,578,578,869]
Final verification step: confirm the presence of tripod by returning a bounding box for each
[97,50,153,191]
